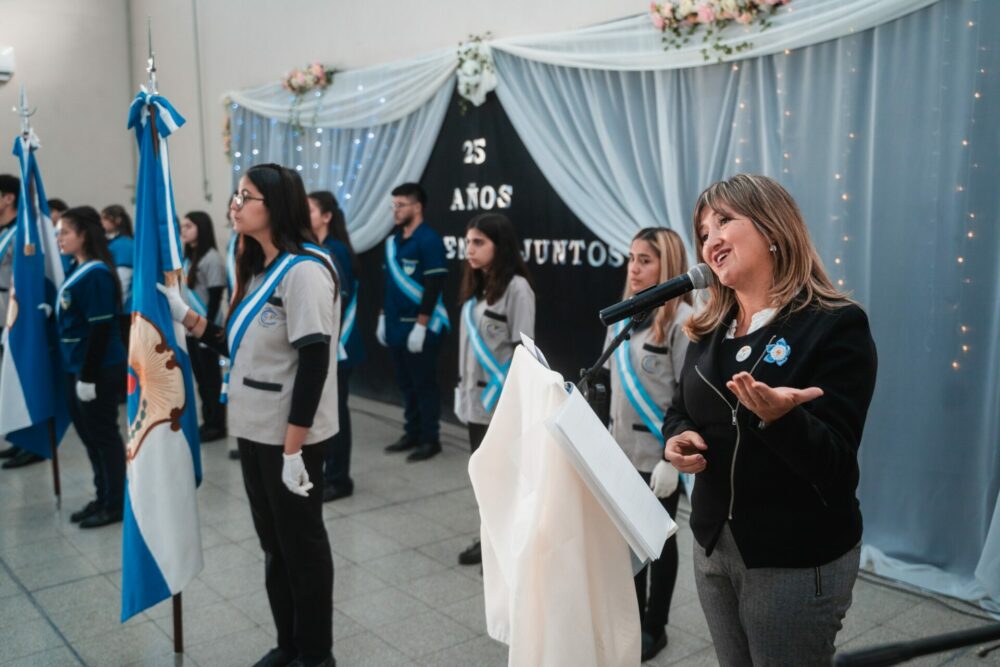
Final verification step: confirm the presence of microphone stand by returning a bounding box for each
[577,309,652,427]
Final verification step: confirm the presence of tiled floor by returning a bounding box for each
[0,395,997,666]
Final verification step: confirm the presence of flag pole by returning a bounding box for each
[172,593,184,653]
[48,419,61,507]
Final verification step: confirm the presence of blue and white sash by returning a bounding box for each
[55,260,110,318]
[339,281,358,362]
[613,318,694,495]
[181,258,208,319]
[221,252,321,403]
[225,234,237,294]
[0,225,16,262]
[462,297,510,412]
[385,235,450,334]
[303,243,349,361]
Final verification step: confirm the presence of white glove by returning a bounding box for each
[650,460,679,499]
[376,313,387,347]
[281,450,313,497]
[407,322,427,353]
[76,381,97,402]
[155,283,192,323]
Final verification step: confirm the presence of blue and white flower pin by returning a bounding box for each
[764,338,791,366]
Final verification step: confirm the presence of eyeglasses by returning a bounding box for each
[231,191,265,211]
[389,202,416,211]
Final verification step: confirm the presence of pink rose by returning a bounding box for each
[651,10,666,29]
[697,2,717,23]
[310,63,325,78]
[737,11,753,23]
[661,2,674,19]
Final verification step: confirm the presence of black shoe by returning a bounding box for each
[228,449,241,460]
[2,450,44,469]
[406,442,441,462]
[199,425,227,442]
[458,539,482,566]
[79,508,123,529]
[70,500,102,524]
[287,656,335,667]
[253,648,297,667]
[0,445,19,459]
[322,484,353,503]
[640,631,667,662]
[384,435,418,453]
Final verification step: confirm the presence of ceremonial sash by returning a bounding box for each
[613,319,694,495]
[0,225,16,263]
[55,260,109,318]
[385,235,450,333]
[221,252,322,403]
[181,258,208,319]
[225,234,237,294]
[303,243,348,361]
[339,281,358,362]
[463,297,510,412]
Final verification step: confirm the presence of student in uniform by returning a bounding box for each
[379,182,450,462]
[180,211,227,442]
[454,212,534,566]
[605,227,693,661]
[56,206,128,528]
[159,163,338,667]
[101,204,134,348]
[308,190,365,502]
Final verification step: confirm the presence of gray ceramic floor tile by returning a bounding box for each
[34,575,119,615]
[185,626,273,667]
[331,631,412,667]
[152,600,256,646]
[400,568,482,609]
[0,593,42,630]
[0,617,66,662]
[73,620,175,666]
[361,549,449,587]
[417,635,509,667]
[372,609,476,658]
[333,564,389,603]
[2,646,83,667]
[338,586,432,630]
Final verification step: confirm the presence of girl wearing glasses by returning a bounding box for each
[605,227,693,662]
[160,164,340,667]
[179,211,227,443]
[454,212,535,566]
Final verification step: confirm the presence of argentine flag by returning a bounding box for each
[0,135,70,457]
[121,89,204,621]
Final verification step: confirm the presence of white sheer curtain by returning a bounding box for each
[228,80,453,252]
[494,0,1000,608]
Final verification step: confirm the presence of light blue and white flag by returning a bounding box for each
[121,88,203,622]
[0,134,70,457]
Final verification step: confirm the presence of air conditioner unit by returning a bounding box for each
[0,47,14,86]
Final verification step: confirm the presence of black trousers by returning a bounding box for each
[187,337,225,431]
[635,473,681,637]
[323,366,353,489]
[468,422,488,454]
[239,438,333,661]
[65,365,126,512]
[388,341,441,444]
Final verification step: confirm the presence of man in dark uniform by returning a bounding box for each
[378,183,449,462]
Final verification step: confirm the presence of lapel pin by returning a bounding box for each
[764,338,791,366]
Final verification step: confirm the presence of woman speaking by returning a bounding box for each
[663,174,877,666]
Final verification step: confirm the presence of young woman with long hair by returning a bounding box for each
[159,164,340,667]
[454,212,535,566]
[605,227,693,661]
[57,206,128,529]
[101,204,134,348]
[180,211,227,442]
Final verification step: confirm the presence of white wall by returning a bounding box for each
[2,0,634,226]
[0,0,135,210]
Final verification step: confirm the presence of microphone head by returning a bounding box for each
[688,263,713,289]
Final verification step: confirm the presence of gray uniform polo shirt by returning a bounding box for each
[456,275,535,425]
[605,301,693,472]
[227,259,340,445]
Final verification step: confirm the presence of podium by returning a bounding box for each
[468,346,676,667]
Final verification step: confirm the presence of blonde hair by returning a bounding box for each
[624,227,692,345]
[686,174,851,341]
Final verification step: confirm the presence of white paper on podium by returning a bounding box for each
[546,384,677,564]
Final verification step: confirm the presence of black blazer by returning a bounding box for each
[663,300,877,568]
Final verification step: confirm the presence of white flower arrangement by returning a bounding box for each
[456,34,497,112]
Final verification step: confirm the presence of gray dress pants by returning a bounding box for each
[694,523,860,667]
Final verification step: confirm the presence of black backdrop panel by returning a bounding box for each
[351,92,627,415]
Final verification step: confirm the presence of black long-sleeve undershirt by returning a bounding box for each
[80,321,113,383]
[418,274,445,317]
[206,286,224,324]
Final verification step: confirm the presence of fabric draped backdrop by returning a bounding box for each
[225,0,1000,610]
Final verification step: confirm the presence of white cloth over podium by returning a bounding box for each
[469,346,675,666]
